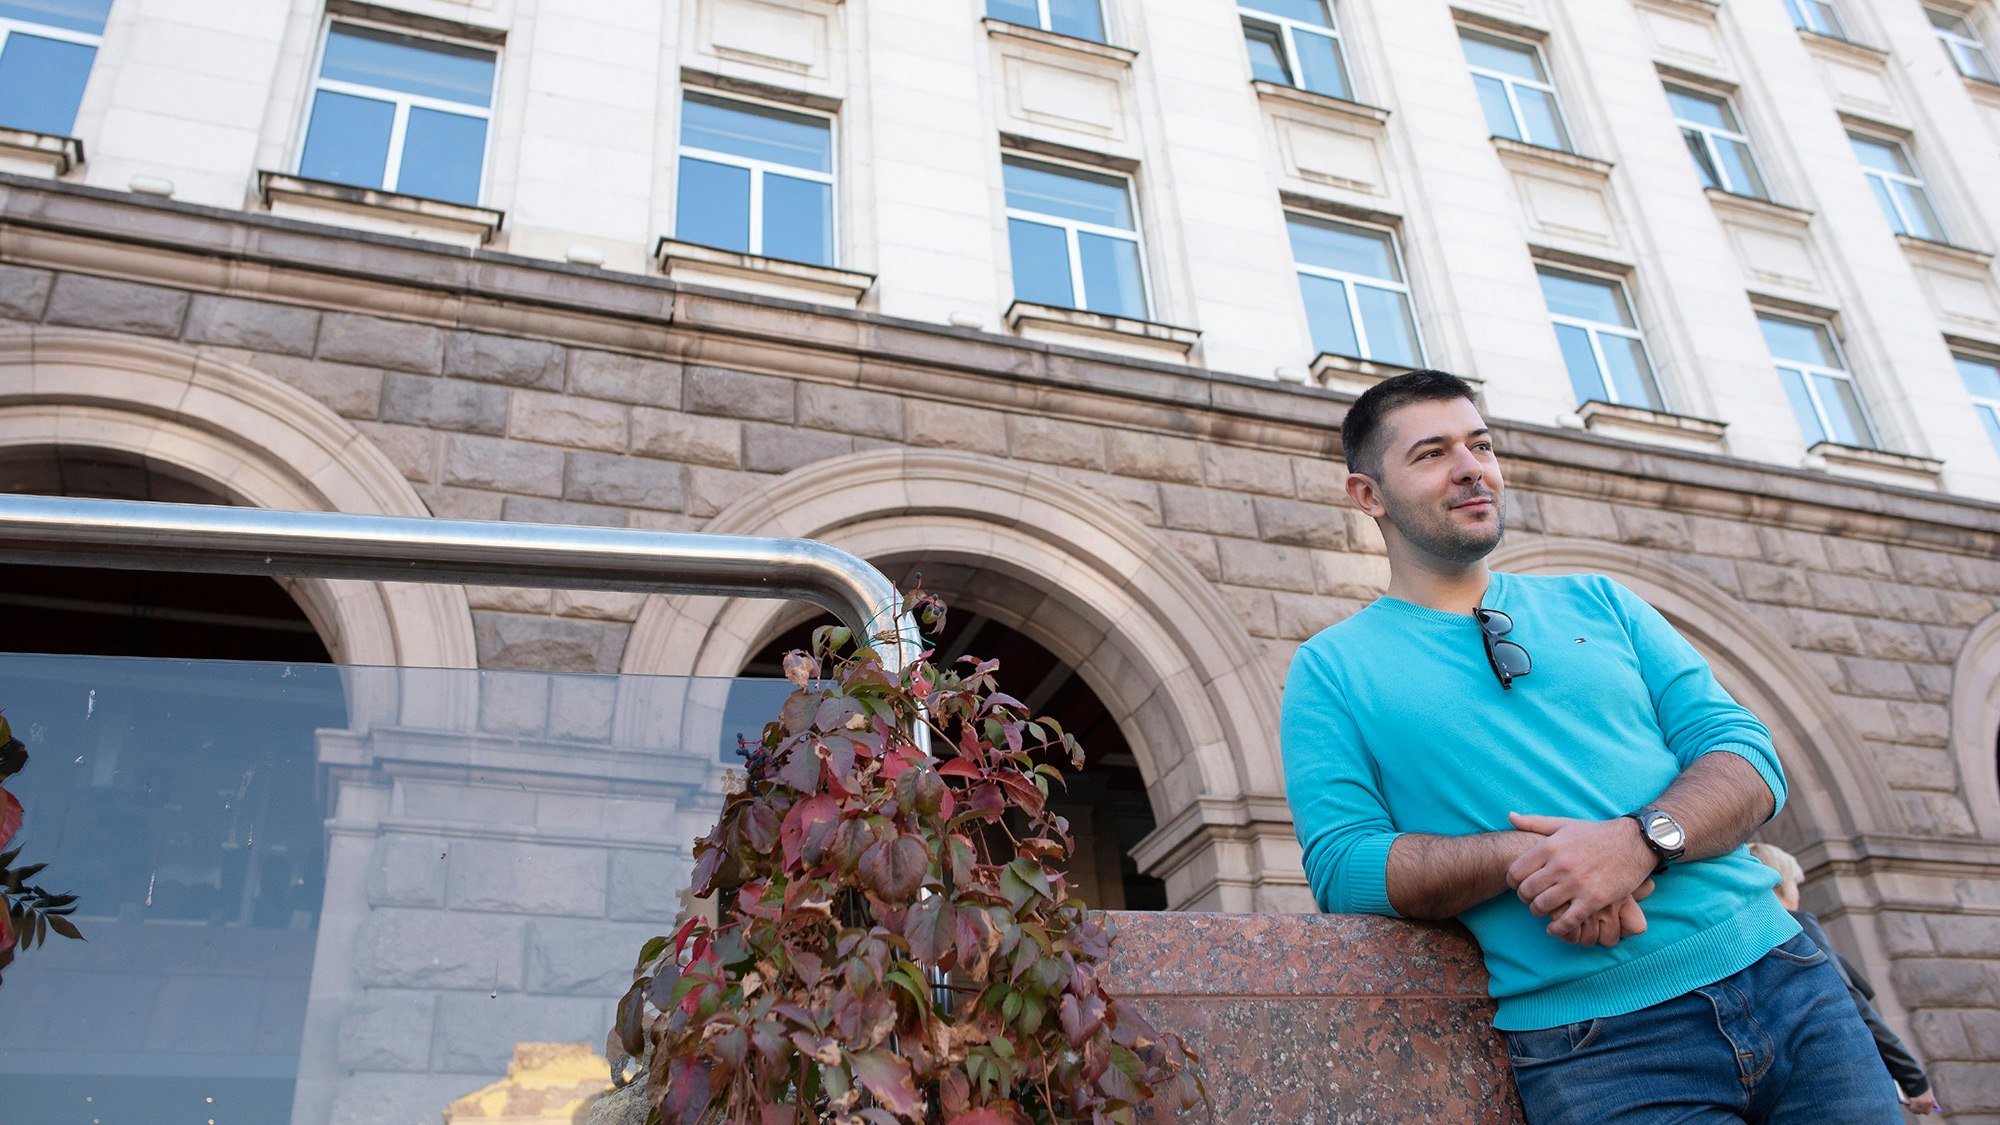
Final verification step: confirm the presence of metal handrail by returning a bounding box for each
[0,494,920,673]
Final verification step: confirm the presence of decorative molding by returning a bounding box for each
[1250,80,1391,126]
[1279,190,1403,229]
[257,172,503,247]
[1797,28,1891,66]
[1704,187,1814,228]
[679,65,843,113]
[0,127,82,179]
[1004,300,1199,362]
[1896,233,1995,270]
[1576,399,1728,452]
[325,0,509,43]
[1805,440,1945,490]
[997,130,1138,173]
[981,17,1136,65]
[1311,352,1450,397]
[1491,135,1614,178]
[654,238,874,310]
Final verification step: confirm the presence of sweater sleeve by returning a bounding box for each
[1607,579,1787,818]
[1281,644,1402,917]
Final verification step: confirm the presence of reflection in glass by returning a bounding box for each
[1008,218,1074,308]
[762,173,834,266]
[396,105,487,204]
[0,32,92,135]
[0,0,113,33]
[1300,274,1360,359]
[298,90,396,189]
[676,158,753,254]
[321,23,495,107]
[1243,23,1292,85]
[1078,231,1145,318]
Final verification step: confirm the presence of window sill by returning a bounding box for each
[1490,136,1612,179]
[1803,441,1943,490]
[1895,233,1994,269]
[0,126,83,178]
[981,18,1135,66]
[654,239,875,310]
[1571,400,1727,453]
[1311,352,1466,396]
[1005,300,1199,363]
[1797,30,1890,66]
[257,172,503,248]
[1703,187,1813,228]
[1250,81,1390,126]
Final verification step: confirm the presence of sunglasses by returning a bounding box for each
[1475,607,1532,690]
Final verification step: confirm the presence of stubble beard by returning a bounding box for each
[1383,486,1505,567]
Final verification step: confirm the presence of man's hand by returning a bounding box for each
[1567,880,1654,947]
[1907,1090,1940,1115]
[1506,812,1658,942]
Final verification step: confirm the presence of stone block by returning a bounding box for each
[568,349,682,408]
[553,591,648,622]
[1735,561,1813,607]
[500,496,630,527]
[356,421,439,484]
[1292,456,1347,504]
[1613,506,1691,551]
[1502,489,1541,535]
[525,919,667,995]
[473,611,629,673]
[1926,914,2000,957]
[1682,515,1762,559]
[1343,511,1386,554]
[1755,526,1828,569]
[1956,555,2000,595]
[380,373,508,434]
[1940,591,1998,627]
[44,273,188,337]
[564,451,684,509]
[1872,581,1945,626]
[1312,550,1391,599]
[370,835,450,906]
[686,365,795,422]
[442,435,565,496]
[1663,552,1740,595]
[1933,1060,2000,1113]
[0,262,52,320]
[353,909,526,990]
[1877,910,1937,956]
[630,408,742,468]
[548,674,617,742]
[1159,529,1221,581]
[1216,538,1316,593]
[1822,537,1894,580]
[1273,591,1356,640]
[741,423,854,473]
[799,382,903,440]
[686,466,763,518]
[432,993,610,1073]
[318,312,444,373]
[1910,660,1954,702]
[423,485,506,520]
[905,399,1008,456]
[1256,497,1345,549]
[609,849,692,923]
[246,353,381,419]
[338,992,436,1072]
[1204,444,1294,496]
[1839,697,1898,741]
[510,391,628,451]
[1809,574,1878,615]
[1964,1008,2000,1057]
[1897,791,1979,836]
[444,330,566,390]
[466,585,555,613]
[1891,959,2000,1009]
[1048,467,1161,526]
[1787,608,1863,654]
[1839,656,1921,700]
[184,294,320,355]
[1910,1009,1971,1059]
[1160,484,1257,537]
[1106,430,1204,483]
[447,837,609,916]
[1535,493,1619,541]
[1008,414,1104,469]
[1855,618,1934,662]
[1874,743,1956,788]
[1888,545,1960,588]
[479,669,549,734]
[1218,585,1278,639]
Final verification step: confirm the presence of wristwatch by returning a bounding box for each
[1627,807,1687,873]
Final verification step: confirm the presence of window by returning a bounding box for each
[1849,133,1946,242]
[1758,314,1877,448]
[0,0,111,137]
[1958,353,2000,455]
[986,0,1104,43]
[297,23,496,206]
[1783,0,1847,37]
[1666,85,1768,199]
[1241,0,1350,100]
[1002,156,1147,319]
[1537,268,1664,411]
[1929,8,1998,81]
[674,94,835,267]
[1288,214,1421,366]
[1459,30,1570,152]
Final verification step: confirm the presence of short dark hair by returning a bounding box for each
[1338,368,1480,479]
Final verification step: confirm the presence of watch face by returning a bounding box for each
[1649,816,1685,851]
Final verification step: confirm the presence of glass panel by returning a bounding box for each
[681,95,831,174]
[1891,180,1946,241]
[394,106,486,204]
[1355,284,1421,367]
[1459,31,1542,81]
[1516,86,1570,151]
[986,0,1040,28]
[1293,28,1349,99]
[0,0,112,35]
[1681,128,1722,190]
[1958,355,2000,400]
[1243,22,1292,85]
[0,32,92,135]
[1758,315,1840,367]
[297,90,395,190]
[1472,74,1519,141]
[1241,0,1333,27]
[1806,0,1845,36]
[1298,272,1359,358]
[1007,217,1074,308]
[1866,175,1905,233]
[1538,269,1632,328]
[1047,0,1104,43]
[0,654,764,1125]
[1978,403,2000,455]
[1779,366,1827,446]
[1928,9,1973,35]
[1813,371,1874,447]
[1287,217,1396,279]
[320,23,495,109]
[1002,158,1132,229]
[1077,230,1147,318]
[1554,324,1608,404]
[1602,334,1663,411]
[761,173,834,266]
[1717,137,1767,199]
[1848,134,1910,176]
[1665,87,1728,130]
[1963,41,2000,81]
[675,156,752,254]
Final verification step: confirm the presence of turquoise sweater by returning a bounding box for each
[1281,571,1799,1030]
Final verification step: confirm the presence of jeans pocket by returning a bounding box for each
[1505,1019,1601,1068]
[1766,930,1829,967]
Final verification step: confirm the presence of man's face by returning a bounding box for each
[1364,396,1505,566]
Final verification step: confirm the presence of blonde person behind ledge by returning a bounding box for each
[1281,369,1900,1123]
[1748,843,1942,1116]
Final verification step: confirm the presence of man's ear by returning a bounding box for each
[1346,470,1386,517]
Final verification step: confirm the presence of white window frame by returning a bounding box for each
[1783,0,1847,37]
[0,7,105,136]
[1538,266,1664,410]
[1460,30,1572,152]
[1849,131,1947,242]
[1958,351,2000,453]
[1929,8,1999,81]
[995,0,1104,40]
[1002,153,1152,320]
[294,18,498,202]
[1760,313,1878,449]
[1665,84,1766,199]
[675,90,839,264]
[1240,2,1350,98]
[1287,212,1424,365]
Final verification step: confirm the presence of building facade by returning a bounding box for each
[2,0,2000,1117]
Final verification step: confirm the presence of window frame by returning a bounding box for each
[1758,312,1879,450]
[988,0,1106,43]
[673,89,840,266]
[1536,265,1667,411]
[1956,350,2000,455]
[1848,130,1948,243]
[1001,152,1153,321]
[293,18,500,204]
[1285,211,1424,367]
[1928,7,1999,81]
[1665,83,1768,200]
[1783,0,1848,38]
[1458,28,1573,153]
[1239,1,1352,100]
[0,4,108,138]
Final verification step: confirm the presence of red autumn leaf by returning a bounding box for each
[812,695,864,732]
[780,795,840,871]
[937,758,981,779]
[947,1107,1025,1125]
[848,1048,924,1118]
[858,833,928,901]
[904,892,956,965]
[0,785,19,852]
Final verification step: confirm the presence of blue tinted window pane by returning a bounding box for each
[1294,28,1349,99]
[1047,0,1103,42]
[1244,24,1291,85]
[1356,285,1421,366]
[321,24,494,108]
[1665,88,1727,130]
[1242,0,1332,26]
[1460,32,1541,81]
[1717,138,1766,198]
[1554,324,1607,404]
[762,173,833,266]
[394,106,485,204]
[1539,270,1631,327]
[681,95,830,174]
[0,32,91,135]
[1602,335,1662,410]
[1008,218,1074,308]
[1891,181,1944,241]
[1959,356,2000,401]
[1003,159,1131,228]
[297,90,395,189]
[1682,129,1722,190]
[1078,231,1146,318]
[1849,135,1908,175]
[1758,316,1839,367]
[1814,372,1873,447]
[676,157,752,254]
[1299,273,1358,358]
[1780,368,1826,446]
[986,0,1040,27]
[0,0,111,34]
[1517,86,1570,151]
[1978,404,2000,455]
[1866,177,1905,233]
[1472,74,1519,141]
[1288,217,1396,280]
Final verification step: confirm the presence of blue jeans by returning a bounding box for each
[1505,932,1903,1124]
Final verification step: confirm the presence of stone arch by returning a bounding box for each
[0,326,476,669]
[1489,536,1895,845]
[622,448,1299,910]
[1951,610,2000,839]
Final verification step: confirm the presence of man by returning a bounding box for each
[1281,369,1900,1123]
